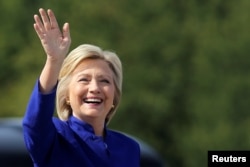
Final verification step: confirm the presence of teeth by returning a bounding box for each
[84,98,102,103]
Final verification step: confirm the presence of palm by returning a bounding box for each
[34,9,71,61]
[40,28,68,58]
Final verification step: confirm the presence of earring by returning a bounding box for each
[111,105,115,109]
[66,99,70,105]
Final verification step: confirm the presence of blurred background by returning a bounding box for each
[0,0,250,166]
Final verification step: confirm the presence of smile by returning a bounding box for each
[83,98,103,104]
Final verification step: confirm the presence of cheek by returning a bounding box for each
[69,84,85,100]
[105,86,115,101]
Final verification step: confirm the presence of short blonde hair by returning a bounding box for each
[56,44,122,124]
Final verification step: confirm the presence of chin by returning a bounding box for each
[82,110,106,118]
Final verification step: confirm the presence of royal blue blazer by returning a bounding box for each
[23,80,140,167]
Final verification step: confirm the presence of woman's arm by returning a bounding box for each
[34,8,71,93]
[23,8,71,164]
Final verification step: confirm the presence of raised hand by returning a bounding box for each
[34,8,71,62]
[34,8,71,93]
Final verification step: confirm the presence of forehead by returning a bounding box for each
[72,58,113,76]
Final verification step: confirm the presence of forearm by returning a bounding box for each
[39,58,63,94]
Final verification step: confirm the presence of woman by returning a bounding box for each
[23,8,140,167]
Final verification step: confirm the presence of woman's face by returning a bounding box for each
[68,58,115,123]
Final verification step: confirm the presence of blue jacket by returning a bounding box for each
[23,80,140,167]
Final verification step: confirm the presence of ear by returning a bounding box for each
[66,97,70,105]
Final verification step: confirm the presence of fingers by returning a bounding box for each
[39,8,51,31]
[34,8,60,31]
[34,14,45,36]
[33,8,71,46]
[47,9,59,30]
[33,23,44,40]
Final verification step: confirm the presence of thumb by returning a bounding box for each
[62,23,71,42]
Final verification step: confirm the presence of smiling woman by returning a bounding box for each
[57,45,122,125]
[22,8,140,167]
[61,50,117,136]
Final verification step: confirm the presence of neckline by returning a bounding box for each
[68,116,108,139]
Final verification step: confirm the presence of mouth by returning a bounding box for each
[83,98,103,105]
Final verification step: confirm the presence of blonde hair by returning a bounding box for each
[56,44,122,124]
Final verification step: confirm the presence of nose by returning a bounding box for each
[89,79,100,94]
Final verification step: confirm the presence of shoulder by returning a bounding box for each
[52,117,69,130]
[107,130,140,165]
[107,129,140,150]
[52,118,72,136]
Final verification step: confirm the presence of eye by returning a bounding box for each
[101,79,110,84]
[78,78,89,82]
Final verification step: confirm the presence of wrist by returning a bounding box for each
[45,56,64,69]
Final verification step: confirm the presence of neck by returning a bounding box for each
[90,121,105,136]
[84,117,106,136]
[72,114,106,136]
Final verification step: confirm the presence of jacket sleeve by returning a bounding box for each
[22,79,57,164]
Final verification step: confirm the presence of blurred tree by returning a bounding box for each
[0,0,250,166]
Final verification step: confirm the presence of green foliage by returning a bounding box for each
[1,0,250,166]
